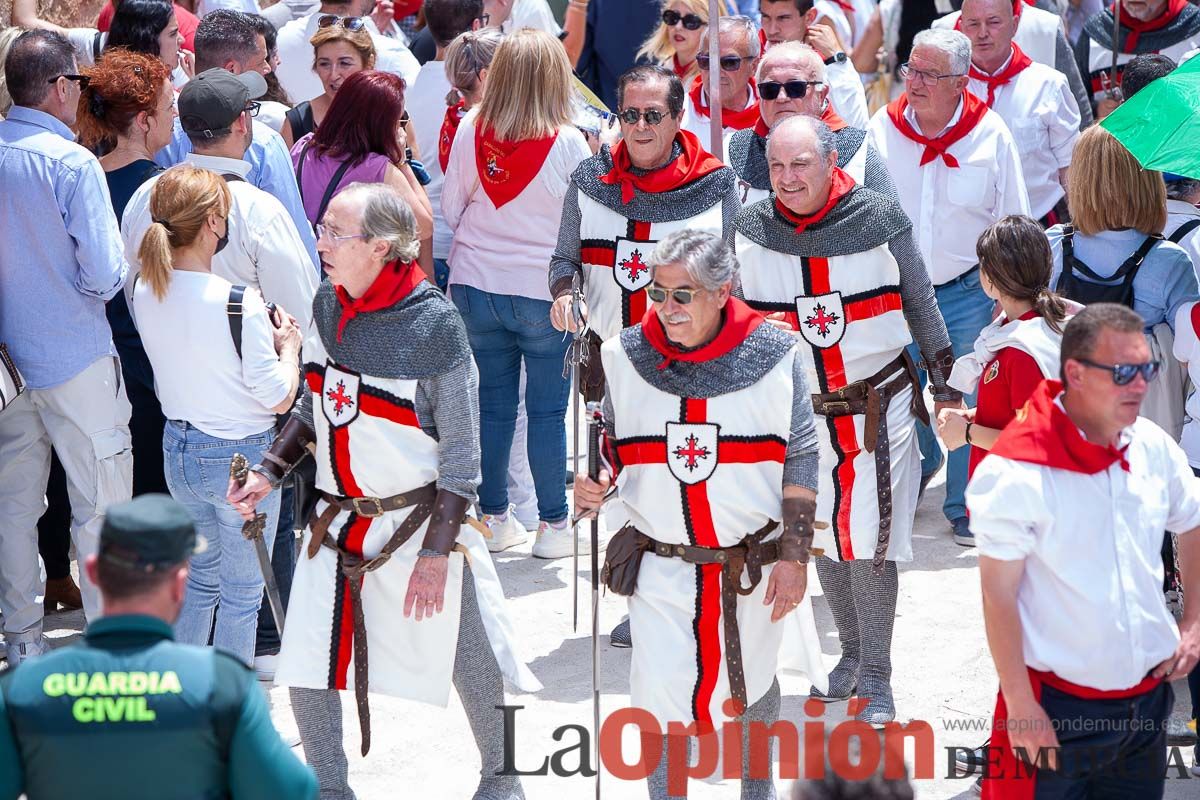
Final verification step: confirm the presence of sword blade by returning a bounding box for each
[586,402,603,799]
[249,516,287,634]
[573,364,581,634]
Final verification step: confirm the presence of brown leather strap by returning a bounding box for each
[319,483,438,519]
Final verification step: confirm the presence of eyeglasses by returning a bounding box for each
[1076,358,1161,386]
[48,74,90,89]
[696,53,753,72]
[898,63,963,85]
[243,101,261,118]
[317,14,367,31]
[400,110,410,126]
[646,285,703,304]
[476,12,491,26]
[316,223,370,243]
[617,107,670,126]
[662,10,705,30]
[758,80,822,100]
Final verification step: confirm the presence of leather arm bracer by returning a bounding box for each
[252,416,315,487]
[420,490,471,556]
[778,495,817,564]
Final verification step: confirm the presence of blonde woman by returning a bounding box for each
[281,23,376,149]
[636,0,728,83]
[442,28,591,558]
[132,165,302,666]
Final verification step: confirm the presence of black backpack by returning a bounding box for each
[1054,224,1162,309]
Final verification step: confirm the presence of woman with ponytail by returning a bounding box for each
[132,165,302,666]
[936,215,1076,547]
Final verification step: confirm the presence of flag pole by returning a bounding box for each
[707,0,724,157]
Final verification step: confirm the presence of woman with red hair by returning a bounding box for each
[291,69,434,275]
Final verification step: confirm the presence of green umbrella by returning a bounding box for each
[1101,53,1200,180]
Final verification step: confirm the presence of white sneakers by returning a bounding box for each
[483,506,529,553]
[532,520,591,560]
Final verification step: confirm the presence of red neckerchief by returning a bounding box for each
[688,75,761,130]
[885,91,989,168]
[474,124,559,209]
[334,260,425,342]
[672,54,692,79]
[438,99,466,173]
[600,130,725,204]
[968,43,1034,106]
[1113,0,1186,50]
[774,167,856,233]
[989,380,1131,474]
[758,27,768,55]
[820,103,848,131]
[641,297,765,370]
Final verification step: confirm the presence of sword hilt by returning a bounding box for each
[230,453,267,540]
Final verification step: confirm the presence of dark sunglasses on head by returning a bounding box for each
[48,74,90,89]
[317,14,367,31]
[758,79,822,100]
[617,107,670,126]
[662,9,705,29]
[646,285,702,304]
[695,53,750,72]
[1076,358,1161,386]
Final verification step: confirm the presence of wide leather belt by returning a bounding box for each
[304,481,438,755]
[810,351,925,574]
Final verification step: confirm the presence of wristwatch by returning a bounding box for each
[824,52,847,66]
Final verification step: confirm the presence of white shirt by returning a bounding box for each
[123,154,318,332]
[134,271,292,438]
[934,4,1063,67]
[967,59,1079,219]
[408,60,454,260]
[867,98,1030,285]
[441,112,591,301]
[503,0,563,36]
[1165,198,1200,280]
[679,84,758,158]
[813,0,853,51]
[256,100,289,134]
[275,12,420,104]
[967,410,1200,690]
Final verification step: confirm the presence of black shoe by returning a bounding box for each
[609,618,632,648]
[565,469,575,487]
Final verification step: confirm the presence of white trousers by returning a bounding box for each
[0,357,132,639]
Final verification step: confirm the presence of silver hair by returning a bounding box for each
[765,115,837,163]
[756,40,823,83]
[1167,178,1200,202]
[647,229,738,291]
[702,15,759,56]
[912,29,972,75]
[339,182,421,263]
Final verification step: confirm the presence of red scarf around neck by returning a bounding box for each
[672,54,692,79]
[1113,0,1187,50]
[774,167,856,233]
[885,91,989,168]
[688,75,761,130]
[641,296,765,370]
[989,380,1131,474]
[334,259,425,342]
[438,99,466,172]
[600,130,725,204]
[474,124,559,209]
[753,103,848,138]
[968,43,1033,106]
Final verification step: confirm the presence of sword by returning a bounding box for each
[585,400,604,800]
[564,273,590,633]
[231,453,287,636]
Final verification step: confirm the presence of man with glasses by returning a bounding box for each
[679,16,763,152]
[868,28,1029,549]
[0,30,133,666]
[574,229,824,799]
[968,302,1200,798]
[736,114,960,726]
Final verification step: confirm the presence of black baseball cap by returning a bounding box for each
[99,494,206,571]
[178,68,268,139]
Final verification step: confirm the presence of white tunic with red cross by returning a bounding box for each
[274,329,541,706]
[735,237,921,563]
[1084,35,1200,107]
[578,193,724,341]
[600,334,823,729]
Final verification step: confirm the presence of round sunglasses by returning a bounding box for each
[662,10,705,29]
[616,107,671,125]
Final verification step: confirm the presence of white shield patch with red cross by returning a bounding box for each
[666,422,720,485]
[321,364,361,428]
[613,237,656,292]
[795,292,846,349]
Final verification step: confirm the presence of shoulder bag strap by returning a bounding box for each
[294,140,312,207]
[227,285,247,361]
[1169,219,1200,244]
[314,158,355,226]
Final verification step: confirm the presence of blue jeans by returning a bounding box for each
[451,284,570,523]
[164,420,279,666]
[912,268,995,522]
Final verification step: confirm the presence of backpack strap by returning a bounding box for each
[314,158,354,226]
[1169,219,1200,244]
[227,285,247,360]
[92,30,103,62]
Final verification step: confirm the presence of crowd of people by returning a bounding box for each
[0,0,1199,798]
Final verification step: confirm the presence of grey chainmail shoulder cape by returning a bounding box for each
[1082,3,1200,51]
[727,126,868,192]
[734,185,911,258]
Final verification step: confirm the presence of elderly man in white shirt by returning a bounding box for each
[968,303,1200,798]
[1166,176,1200,277]
[961,0,1080,226]
[867,28,1029,547]
[679,16,763,152]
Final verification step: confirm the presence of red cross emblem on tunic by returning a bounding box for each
[620,249,649,283]
[804,303,840,338]
[327,380,355,416]
[672,433,712,472]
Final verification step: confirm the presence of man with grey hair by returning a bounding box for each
[575,228,826,799]
[1165,176,1200,274]
[679,16,763,150]
[736,114,961,725]
[229,182,541,798]
[868,27,1029,549]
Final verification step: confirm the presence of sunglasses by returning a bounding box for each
[317,14,367,31]
[646,285,702,304]
[662,9,705,29]
[617,107,670,126]
[758,79,822,100]
[1076,358,1161,386]
[696,53,751,72]
[48,74,90,89]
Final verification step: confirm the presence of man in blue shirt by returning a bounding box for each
[0,30,132,666]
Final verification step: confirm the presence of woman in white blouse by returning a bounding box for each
[442,28,591,558]
[132,165,302,666]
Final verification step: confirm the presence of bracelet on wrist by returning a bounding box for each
[965,421,974,445]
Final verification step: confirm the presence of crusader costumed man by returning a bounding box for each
[549,64,739,345]
[735,115,962,724]
[576,230,826,799]
[229,183,539,800]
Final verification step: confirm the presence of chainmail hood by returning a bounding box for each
[727,125,868,191]
[734,185,911,257]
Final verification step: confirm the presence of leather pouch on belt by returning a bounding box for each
[601,525,651,596]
